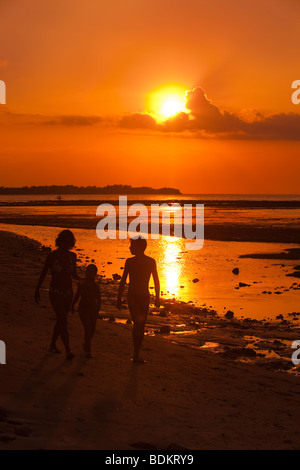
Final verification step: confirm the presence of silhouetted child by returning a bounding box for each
[117,237,160,363]
[72,264,101,358]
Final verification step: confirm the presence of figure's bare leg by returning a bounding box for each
[80,312,92,357]
[128,295,149,363]
[49,292,72,357]
[132,321,146,360]
[50,320,59,351]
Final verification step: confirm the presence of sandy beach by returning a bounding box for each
[0,229,300,450]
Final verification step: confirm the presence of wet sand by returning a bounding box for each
[0,215,299,243]
[1,221,299,321]
[1,230,300,450]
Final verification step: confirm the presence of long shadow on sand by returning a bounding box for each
[4,352,87,448]
[6,352,66,408]
[34,355,87,448]
[90,364,140,447]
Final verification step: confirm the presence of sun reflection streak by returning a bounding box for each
[160,237,183,297]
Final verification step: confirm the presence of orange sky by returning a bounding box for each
[0,0,300,193]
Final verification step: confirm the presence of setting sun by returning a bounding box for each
[145,83,188,121]
[160,98,185,119]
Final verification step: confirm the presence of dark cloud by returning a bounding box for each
[244,112,300,140]
[159,112,190,133]
[186,87,300,139]
[119,112,157,130]
[0,110,104,126]
[184,87,251,134]
[44,115,103,126]
[186,87,222,121]
[156,87,300,140]
[30,99,300,139]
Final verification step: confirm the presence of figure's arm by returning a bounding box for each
[117,260,129,310]
[35,253,52,303]
[71,283,81,313]
[96,286,102,313]
[72,253,81,281]
[152,259,160,307]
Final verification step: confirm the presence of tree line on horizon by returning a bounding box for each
[0,184,181,195]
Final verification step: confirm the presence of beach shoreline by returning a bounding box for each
[1,229,300,449]
[0,194,300,244]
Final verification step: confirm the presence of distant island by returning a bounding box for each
[0,185,181,195]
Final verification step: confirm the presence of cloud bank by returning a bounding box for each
[120,87,300,140]
[1,86,299,140]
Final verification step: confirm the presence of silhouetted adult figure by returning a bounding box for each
[35,230,80,360]
[117,237,160,363]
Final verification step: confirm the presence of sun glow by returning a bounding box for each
[146,83,188,121]
[161,98,185,119]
